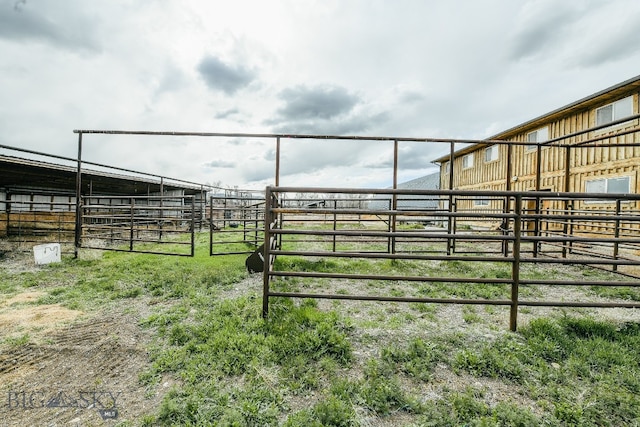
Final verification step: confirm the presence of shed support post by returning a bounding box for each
[74,132,83,259]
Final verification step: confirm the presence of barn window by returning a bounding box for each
[473,196,490,206]
[462,153,474,169]
[585,176,630,201]
[484,145,499,162]
[443,161,450,174]
[526,126,549,152]
[596,96,634,126]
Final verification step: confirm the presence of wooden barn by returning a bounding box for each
[433,75,640,232]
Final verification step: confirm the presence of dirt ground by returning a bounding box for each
[1,251,640,426]
[0,285,165,426]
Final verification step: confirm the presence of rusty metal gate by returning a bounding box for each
[209,192,265,256]
[80,195,196,256]
[261,187,640,331]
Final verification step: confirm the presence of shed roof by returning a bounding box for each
[0,155,203,196]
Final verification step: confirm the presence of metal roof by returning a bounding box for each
[0,155,203,196]
[369,172,441,210]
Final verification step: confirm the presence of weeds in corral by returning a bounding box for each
[283,394,357,427]
[3,230,640,426]
[142,296,355,425]
[453,316,640,426]
[415,387,541,427]
[462,306,484,324]
[380,337,444,382]
[590,283,640,301]
[359,358,422,415]
[2,333,31,347]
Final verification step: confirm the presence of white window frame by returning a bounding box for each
[473,196,490,207]
[443,161,450,174]
[526,126,549,152]
[484,145,499,163]
[585,175,631,203]
[462,153,474,169]
[595,95,634,127]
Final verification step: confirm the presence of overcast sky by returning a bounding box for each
[2,0,640,190]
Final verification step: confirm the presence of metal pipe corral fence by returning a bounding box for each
[262,187,640,331]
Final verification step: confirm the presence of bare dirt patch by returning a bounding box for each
[1,291,46,307]
[0,304,83,336]
[0,291,84,348]
[0,300,163,426]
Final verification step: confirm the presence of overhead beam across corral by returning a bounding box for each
[74,117,640,190]
[71,128,509,194]
[73,113,640,147]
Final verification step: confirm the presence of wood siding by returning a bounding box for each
[441,93,640,200]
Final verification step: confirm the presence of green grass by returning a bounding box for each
[142,297,353,425]
[453,316,640,426]
[2,229,640,425]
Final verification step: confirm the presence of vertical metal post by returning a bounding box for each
[159,178,164,240]
[209,196,214,256]
[262,186,274,318]
[533,146,542,257]
[333,199,337,253]
[223,191,228,229]
[613,199,621,272]
[57,204,62,244]
[503,144,512,257]
[253,201,258,248]
[564,146,571,193]
[566,200,575,256]
[275,137,281,187]
[129,198,135,252]
[563,146,571,258]
[242,195,248,245]
[200,185,205,231]
[505,143,512,192]
[510,195,522,332]
[74,132,83,258]
[190,196,195,257]
[5,193,11,240]
[447,141,455,255]
[502,196,509,257]
[387,199,392,254]
[535,145,542,191]
[391,140,398,255]
[533,194,540,258]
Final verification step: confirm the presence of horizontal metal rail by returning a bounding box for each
[80,195,196,256]
[73,114,640,148]
[209,194,265,256]
[262,187,640,331]
[0,199,76,252]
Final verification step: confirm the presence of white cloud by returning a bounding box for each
[1,0,640,190]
